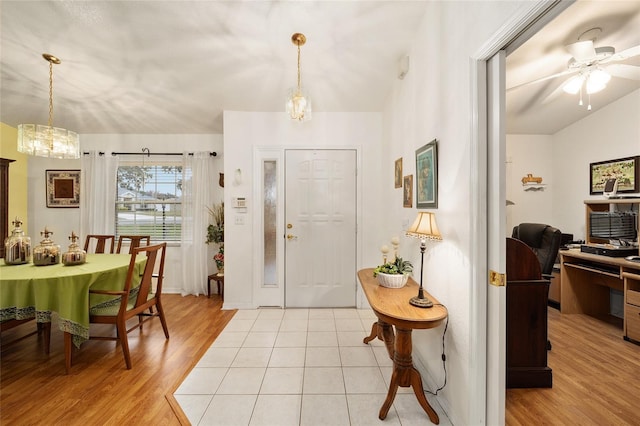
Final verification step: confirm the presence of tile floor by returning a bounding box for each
[174,308,451,426]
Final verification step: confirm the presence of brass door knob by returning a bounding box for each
[286,234,298,240]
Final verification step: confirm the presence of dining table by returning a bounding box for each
[0,253,146,373]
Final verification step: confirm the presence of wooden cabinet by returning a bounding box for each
[0,158,15,259]
[548,266,561,307]
[506,238,552,388]
[624,271,640,343]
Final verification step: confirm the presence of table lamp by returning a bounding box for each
[405,211,442,308]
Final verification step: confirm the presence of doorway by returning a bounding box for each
[284,149,357,308]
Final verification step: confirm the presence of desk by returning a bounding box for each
[0,254,146,372]
[357,269,447,424]
[560,249,640,341]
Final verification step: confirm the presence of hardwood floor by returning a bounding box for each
[506,307,640,425]
[1,294,235,425]
[2,298,639,425]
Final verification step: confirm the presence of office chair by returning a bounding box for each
[511,223,562,280]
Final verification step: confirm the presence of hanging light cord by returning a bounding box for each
[48,59,54,128]
[297,42,302,94]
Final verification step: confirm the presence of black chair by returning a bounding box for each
[511,223,562,280]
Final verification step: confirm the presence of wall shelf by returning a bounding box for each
[523,183,546,191]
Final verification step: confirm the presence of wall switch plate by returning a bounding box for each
[235,215,245,225]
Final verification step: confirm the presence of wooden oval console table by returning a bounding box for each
[357,268,447,424]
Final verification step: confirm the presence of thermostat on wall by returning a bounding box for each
[233,197,247,208]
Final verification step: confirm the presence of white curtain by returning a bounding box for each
[80,152,119,237]
[181,152,216,296]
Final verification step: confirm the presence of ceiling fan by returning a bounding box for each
[508,28,640,109]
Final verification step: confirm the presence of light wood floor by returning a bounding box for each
[1,294,235,425]
[2,296,639,425]
[506,308,640,425]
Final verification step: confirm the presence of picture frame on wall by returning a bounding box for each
[589,156,639,195]
[403,175,413,208]
[46,170,80,208]
[416,139,438,208]
[395,158,403,188]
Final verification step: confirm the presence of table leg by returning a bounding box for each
[64,331,72,374]
[363,321,380,344]
[378,326,440,424]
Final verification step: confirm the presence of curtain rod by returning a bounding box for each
[83,149,217,157]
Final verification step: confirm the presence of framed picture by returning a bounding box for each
[589,156,639,194]
[46,170,80,208]
[403,175,413,208]
[395,158,403,188]
[416,139,438,208]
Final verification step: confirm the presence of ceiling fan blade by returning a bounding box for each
[602,45,640,63]
[506,68,576,92]
[566,40,596,61]
[605,63,640,80]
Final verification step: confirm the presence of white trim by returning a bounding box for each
[469,1,573,424]
[252,145,363,309]
[253,148,285,308]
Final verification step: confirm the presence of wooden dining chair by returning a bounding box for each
[84,234,115,254]
[116,235,151,254]
[87,242,169,369]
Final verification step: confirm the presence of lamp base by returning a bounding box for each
[409,296,433,308]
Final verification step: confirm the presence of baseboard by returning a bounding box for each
[547,300,560,310]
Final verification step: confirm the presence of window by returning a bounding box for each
[116,163,186,242]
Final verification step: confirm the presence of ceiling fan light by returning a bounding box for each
[588,68,611,86]
[562,75,584,94]
[586,74,607,94]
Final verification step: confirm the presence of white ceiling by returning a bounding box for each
[1,1,639,136]
[506,0,640,134]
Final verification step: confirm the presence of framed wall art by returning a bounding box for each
[395,158,403,188]
[46,170,80,208]
[589,156,639,195]
[415,139,438,208]
[403,175,413,208]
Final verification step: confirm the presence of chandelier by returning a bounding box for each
[17,53,80,159]
[562,66,611,111]
[286,33,312,122]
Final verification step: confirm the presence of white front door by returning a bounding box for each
[284,149,357,308]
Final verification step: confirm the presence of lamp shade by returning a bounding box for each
[406,211,442,241]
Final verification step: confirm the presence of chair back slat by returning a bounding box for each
[84,235,115,254]
[116,235,151,254]
[133,244,164,306]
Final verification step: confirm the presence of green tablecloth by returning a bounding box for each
[0,254,146,346]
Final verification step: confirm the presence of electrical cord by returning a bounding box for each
[424,303,448,396]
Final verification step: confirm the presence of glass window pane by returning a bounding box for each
[263,160,277,286]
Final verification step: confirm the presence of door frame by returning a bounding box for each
[252,146,363,308]
[469,1,574,424]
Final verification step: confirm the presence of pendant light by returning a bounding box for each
[17,53,80,159]
[286,33,312,122]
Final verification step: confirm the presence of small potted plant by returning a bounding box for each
[373,256,413,288]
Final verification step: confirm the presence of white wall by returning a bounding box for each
[380,1,526,424]
[505,134,554,232]
[26,133,223,293]
[552,89,640,240]
[222,111,384,309]
[506,89,640,241]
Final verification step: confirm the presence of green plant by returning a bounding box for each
[373,257,413,277]
[206,202,224,244]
